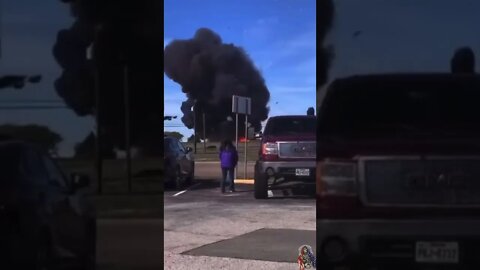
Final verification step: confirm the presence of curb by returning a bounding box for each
[234,179,254,184]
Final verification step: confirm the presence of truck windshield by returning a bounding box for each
[318,77,480,139]
[264,117,316,136]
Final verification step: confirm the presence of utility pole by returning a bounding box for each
[244,114,248,179]
[91,25,103,195]
[203,111,206,153]
[0,0,2,60]
[193,100,197,154]
[124,64,132,193]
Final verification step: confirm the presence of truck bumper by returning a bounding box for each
[255,160,316,185]
[317,219,480,269]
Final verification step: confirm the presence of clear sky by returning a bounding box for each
[164,0,317,140]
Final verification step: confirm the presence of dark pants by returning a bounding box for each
[221,168,235,192]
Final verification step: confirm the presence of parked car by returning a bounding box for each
[163,136,195,189]
[254,115,316,199]
[317,73,480,270]
[0,140,96,269]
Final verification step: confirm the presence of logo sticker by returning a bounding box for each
[297,245,316,269]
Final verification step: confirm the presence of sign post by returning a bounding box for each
[232,95,251,181]
[244,115,248,179]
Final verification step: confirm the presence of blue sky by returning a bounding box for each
[0,0,92,157]
[327,0,480,82]
[164,0,317,140]
[2,1,480,155]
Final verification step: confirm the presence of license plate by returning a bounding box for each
[415,242,459,263]
[295,168,310,176]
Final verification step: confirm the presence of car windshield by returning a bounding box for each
[319,77,480,139]
[264,117,316,136]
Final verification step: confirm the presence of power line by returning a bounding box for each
[0,106,69,110]
[0,99,64,103]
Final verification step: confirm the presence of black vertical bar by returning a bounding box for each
[124,65,132,193]
[203,112,206,153]
[93,29,103,195]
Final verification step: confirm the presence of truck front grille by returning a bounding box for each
[361,157,480,207]
[277,141,316,158]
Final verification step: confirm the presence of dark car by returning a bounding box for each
[254,115,316,199]
[164,136,195,189]
[317,73,480,270]
[0,140,95,269]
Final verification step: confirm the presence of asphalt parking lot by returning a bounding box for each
[164,161,316,269]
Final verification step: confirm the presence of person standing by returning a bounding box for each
[219,140,238,193]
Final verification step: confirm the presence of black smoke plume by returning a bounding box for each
[54,0,163,157]
[164,28,270,140]
[318,0,335,90]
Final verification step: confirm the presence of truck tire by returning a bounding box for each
[254,174,268,199]
[174,166,183,190]
[186,163,195,185]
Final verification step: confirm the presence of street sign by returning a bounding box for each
[232,95,251,115]
[232,95,252,180]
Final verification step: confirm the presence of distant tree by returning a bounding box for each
[451,47,475,74]
[307,107,315,116]
[0,124,62,155]
[165,131,184,141]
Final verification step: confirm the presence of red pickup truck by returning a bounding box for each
[254,115,316,199]
[317,73,480,270]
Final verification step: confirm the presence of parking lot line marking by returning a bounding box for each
[173,190,187,197]
[172,183,202,197]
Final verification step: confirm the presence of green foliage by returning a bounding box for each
[0,124,63,154]
[165,131,184,141]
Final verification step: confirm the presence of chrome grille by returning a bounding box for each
[277,141,316,158]
[360,157,480,206]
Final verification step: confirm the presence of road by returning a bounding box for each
[163,161,316,269]
[97,219,164,270]
[195,161,256,179]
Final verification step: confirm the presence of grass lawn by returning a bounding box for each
[57,158,164,218]
[186,140,261,161]
[92,194,163,218]
[54,139,260,218]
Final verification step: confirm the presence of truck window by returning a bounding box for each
[264,117,316,136]
[319,78,480,139]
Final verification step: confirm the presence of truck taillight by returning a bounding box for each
[317,160,360,217]
[261,142,279,160]
[317,160,358,197]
